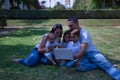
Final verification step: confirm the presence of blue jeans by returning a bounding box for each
[76,56,98,71]
[66,56,97,71]
[41,53,56,65]
[18,48,41,67]
[85,51,120,80]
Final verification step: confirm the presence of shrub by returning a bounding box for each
[0,9,120,19]
[0,15,7,28]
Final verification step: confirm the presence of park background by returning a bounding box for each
[0,0,120,80]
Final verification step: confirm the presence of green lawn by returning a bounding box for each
[0,19,120,80]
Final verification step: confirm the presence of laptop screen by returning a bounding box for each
[54,48,73,60]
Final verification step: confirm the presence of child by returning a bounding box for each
[57,30,71,65]
[65,29,97,71]
[43,32,59,65]
[59,30,71,48]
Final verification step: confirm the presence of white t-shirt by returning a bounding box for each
[59,41,68,48]
[45,40,59,54]
[46,40,59,47]
[80,28,99,52]
[35,33,60,48]
[67,41,81,56]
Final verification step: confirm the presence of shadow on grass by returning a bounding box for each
[0,44,120,67]
[0,44,34,55]
[0,27,49,38]
[0,44,119,80]
[0,44,34,65]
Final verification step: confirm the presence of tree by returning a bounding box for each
[0,0,3,9]
[73,0,120,10]
[13,0,42,9]
[72,0,80,9]
[41,0,46,8]
[87,0,103,9]
[54,2,65,10]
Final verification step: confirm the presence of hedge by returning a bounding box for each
[0,9,120,19]
[0,15,7,28]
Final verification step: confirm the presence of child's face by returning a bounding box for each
[70,34,79,43]
[64,34,70,43]
[49,35,56,44]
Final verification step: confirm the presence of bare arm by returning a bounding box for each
[74,42,88,67]
[38,35,49,53]
[74,42,88,60]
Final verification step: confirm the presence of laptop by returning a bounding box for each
[54,48,73,60]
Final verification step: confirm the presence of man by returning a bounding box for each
[67,16,120,80]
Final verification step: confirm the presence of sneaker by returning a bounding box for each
[114,64,118,68]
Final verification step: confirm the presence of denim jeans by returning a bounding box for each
[40,53,56,65]
[85,51,120,80]
[19,48,41,67]
[76,56,98,71]
[40,56,52,65]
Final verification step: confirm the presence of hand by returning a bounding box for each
[45,47,49,53]
[48,46,54,52]
[75,60,80,67]
[73,55,80,67]
[73,55,78,59]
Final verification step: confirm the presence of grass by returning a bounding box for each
[0,19,120,80]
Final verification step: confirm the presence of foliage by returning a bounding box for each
[72,0,120,9]
[13,0,42,9]
[78,0,86,10]
[40,0,46,8]
[72,0,80,9]
[0,9,120,19]
[53,2,66,10]
[0,15,7,28]
[87,0,103,9]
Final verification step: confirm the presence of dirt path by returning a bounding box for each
[0,27,21,37]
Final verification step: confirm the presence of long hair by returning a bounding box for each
[50,24,63,37]
[63,30,70,42]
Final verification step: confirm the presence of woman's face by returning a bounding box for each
[54,29,62,37]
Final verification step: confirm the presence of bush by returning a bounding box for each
[0,15,7,28]
[0,9,120,19]
[10,6,20,10]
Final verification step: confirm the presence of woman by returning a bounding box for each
[12,24,63,67]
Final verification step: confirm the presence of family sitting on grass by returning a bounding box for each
[12,16,120,80]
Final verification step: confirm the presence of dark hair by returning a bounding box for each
[67,16,78,23]
[63,30,70,42]
[50,24,63,37]
[71,29,80,37]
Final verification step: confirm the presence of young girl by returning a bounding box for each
[59,30,71,48]
[57,30,71,66]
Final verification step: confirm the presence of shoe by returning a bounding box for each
[114,64,118,68]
